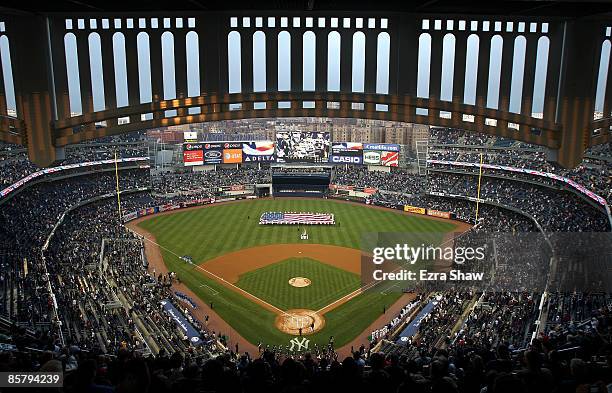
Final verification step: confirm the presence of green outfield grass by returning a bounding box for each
[137,198,460,348]
[236,257,360,311]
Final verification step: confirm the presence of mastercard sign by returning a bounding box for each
[223,149,243,164]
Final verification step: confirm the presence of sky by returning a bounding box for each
[0,30,609,117]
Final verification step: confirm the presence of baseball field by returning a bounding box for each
[133,198,464,350]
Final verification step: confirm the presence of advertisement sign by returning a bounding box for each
[427,209,451,219]
[230,184,245,191]
[404,205,426,215]
[183,131,198,142]
[243,141,276,162]
[361,143,400,167]
[275,131,330,163]
[329,184,354,191]
[183,141,276,164]
[183,143,203,151]
[381,151,399,167]
[123,212,138,222]
[223,149,243,163]
[183,150,204,166]
[202,143,223,164]
[363,143,400,152]
[331,152,363,164]
[160,299,202,346]
[223,142,243,149]
[332,142,363,152]
[363,151,382,165]
[331,142,363,164]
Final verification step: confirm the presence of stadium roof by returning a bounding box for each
[1,0,611,18]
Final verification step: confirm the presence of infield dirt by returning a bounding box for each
[127,198,471,356]
[202,244,361,283]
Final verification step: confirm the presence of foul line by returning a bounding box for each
[316,227,474,314]
[128,225,473,319]
[126,226,291,317]
[199,283,219,295]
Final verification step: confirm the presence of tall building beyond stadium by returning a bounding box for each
[0,1,610,392]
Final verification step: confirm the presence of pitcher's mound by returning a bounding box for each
[275,309,325,335]
[288,277,311,287]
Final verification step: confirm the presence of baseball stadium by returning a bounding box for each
[0,1,611,392]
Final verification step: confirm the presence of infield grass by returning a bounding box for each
[137,198,460,348]
[236,257,360,311]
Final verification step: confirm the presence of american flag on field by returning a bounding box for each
[259,212,335,225]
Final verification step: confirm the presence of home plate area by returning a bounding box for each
[275,309,325,335]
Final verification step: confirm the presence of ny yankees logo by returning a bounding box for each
[289,337,310,351]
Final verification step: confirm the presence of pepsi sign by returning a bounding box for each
[223,142,243,149]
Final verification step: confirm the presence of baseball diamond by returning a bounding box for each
[130,198,467,350]
[4,2,612,390]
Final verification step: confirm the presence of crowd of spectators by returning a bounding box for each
[375,290,611,393]
[0,132,148,188]
[0,130,610,392]
[411,292,475,353]
[0,166,232,388]
[428,128,612,205]
[334,167,423,194]
[152,168,271,194]
[0,168,150,325]
[1,306,605,393]
[43,195,222,358]
[453,292,540,351]
[426,172,609,232]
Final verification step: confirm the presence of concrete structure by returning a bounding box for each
[0,2,611,167]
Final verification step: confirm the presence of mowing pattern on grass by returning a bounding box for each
[138,199,458,264]
[137,199,460,347]
[236,257,360,311]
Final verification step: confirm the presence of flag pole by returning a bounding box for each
[114,150,123,223]
[475,152,484,223]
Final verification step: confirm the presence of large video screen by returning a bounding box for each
[275,131,331,163]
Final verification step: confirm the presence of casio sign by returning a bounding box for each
[332,155,361,164]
